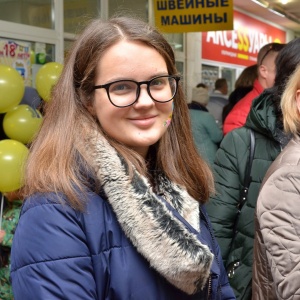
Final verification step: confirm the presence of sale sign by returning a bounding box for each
[0,39,32,86]
[202,10,286,66]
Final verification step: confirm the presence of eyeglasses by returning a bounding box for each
[94,75,180,108]
[259,43,285,66]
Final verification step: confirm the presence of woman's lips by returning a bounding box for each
[129,116,157,128]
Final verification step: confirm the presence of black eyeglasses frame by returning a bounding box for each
[94,75,181,108]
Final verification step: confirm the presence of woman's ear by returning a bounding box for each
[296,89,300,114]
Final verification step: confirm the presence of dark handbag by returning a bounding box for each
[227,129,255,277]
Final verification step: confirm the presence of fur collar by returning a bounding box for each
[85,132,213,294]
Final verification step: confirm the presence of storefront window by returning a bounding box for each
[108,0,148,21]
[0,0,54,29]
[109,1,182,52]
[64,0,100,34]
[64,39,75,58]
[221,67,236,95]
[164,33,184,52]
[201,64,219,93]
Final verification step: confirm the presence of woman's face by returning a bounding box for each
[93,40,174,158]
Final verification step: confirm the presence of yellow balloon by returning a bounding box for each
[35,62,63,102]
[0,65,25,113]
[0,139,28,193]
[3,104,43,144]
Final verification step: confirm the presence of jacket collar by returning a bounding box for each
[85,131,213,294]
[246,89,288,144]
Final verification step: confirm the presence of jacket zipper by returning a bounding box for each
[201,208,221,300]
[207,275,212,299]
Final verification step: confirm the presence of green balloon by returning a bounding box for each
[0,139,28,192]
[3,104,43,144]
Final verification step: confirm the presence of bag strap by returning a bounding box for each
[237,129,255,211]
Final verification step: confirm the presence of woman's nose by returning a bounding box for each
[133,85,154,107]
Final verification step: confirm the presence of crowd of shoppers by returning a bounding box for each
[206,37,300,299]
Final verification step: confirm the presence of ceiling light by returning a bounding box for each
[281,0,288,4]
[251,0,268,8]
[268,6,286,17]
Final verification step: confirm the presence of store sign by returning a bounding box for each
[202,10,286,66]
[153,0,233,33]
[0,39,32,86]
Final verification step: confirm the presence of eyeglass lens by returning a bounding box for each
[108,76,177,107]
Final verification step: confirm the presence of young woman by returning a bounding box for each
[253,64,300,299]
[10,17,235,299]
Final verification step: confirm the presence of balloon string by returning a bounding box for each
[34,108,42,118]
[0,194,4,230]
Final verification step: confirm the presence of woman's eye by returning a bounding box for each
[110,82,134,93]
[150,77,167,89]
[151,79,163,86]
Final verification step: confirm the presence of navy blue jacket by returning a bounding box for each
[11,191,235,299]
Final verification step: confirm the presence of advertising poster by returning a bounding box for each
[0,39,32,86]
[202,10,286,67]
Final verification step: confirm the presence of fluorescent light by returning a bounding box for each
[268,6,286,17]
[251,0,268,8]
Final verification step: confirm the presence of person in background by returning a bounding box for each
[222,64,257,123]
[0,190,22,300]
[188,83,210,113]
[207,78,228,128]
[188,83,223,166]
[206,37,300,300]
[253,64,300,299]
[223,42,285,135]
[10,16,235,300]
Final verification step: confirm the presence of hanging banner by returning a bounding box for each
[153,0,233,33]
[0,39,32,86]
[202,10,286,66]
